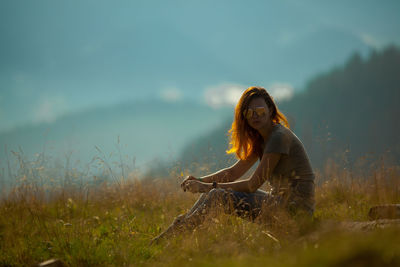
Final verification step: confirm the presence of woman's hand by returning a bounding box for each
[182,180,210,193]
[180,175,197,191]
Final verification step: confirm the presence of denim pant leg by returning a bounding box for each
[208,189,270,220]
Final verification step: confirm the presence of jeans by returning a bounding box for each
[205,187,314,220]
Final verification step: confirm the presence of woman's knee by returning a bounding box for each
[206,188,227,201]
[205,188,235,211]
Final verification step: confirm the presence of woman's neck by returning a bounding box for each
[258,122,275,141]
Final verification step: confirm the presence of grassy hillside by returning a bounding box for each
[0,152,399,266]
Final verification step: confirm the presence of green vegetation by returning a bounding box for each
[1,45,399,267]
[0,152,399,266]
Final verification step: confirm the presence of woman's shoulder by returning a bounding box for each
[268,123,301,148]
[273,123,297,138]
[273,123,306,150]
[271,123,291,137]
[264,123,292,155]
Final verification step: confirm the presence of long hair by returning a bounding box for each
[226,86,289,160]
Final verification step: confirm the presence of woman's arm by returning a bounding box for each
[199,155,258,183]
[184,153,280,193]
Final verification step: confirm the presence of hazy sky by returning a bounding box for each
[1,0,399,132]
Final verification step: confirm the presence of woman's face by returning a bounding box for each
[244,97,272,130]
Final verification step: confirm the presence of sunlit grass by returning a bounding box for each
[0,150,399,266]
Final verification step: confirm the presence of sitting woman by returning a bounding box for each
[151,86,315,243]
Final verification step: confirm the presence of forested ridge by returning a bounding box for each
[177,46,400,173]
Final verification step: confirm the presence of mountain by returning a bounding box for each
[1,0,379,132]
[0,99,232,182]
[281,46,400,166]
[174,46,400,173]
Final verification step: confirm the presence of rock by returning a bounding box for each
[38,258,66,267]
[368,204,400,220]
[341,219,400,231]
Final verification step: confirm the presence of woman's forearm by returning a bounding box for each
[218,179,255,192]
[201,179,255,193]
[199,168,236,183]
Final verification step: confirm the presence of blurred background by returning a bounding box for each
[1,0,399,185]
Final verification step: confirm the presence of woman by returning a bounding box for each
[151,86,315,243]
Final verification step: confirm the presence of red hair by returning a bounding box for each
[226,86,289,160]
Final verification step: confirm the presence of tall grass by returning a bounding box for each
[0,149,399,266]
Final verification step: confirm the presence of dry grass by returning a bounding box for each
[0,151,399,266]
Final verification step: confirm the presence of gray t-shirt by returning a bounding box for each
[263,123,315,209]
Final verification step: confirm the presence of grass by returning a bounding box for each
[0,150,399,266]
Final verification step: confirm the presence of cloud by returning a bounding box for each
[159,87,182,102]
[267,82,294,102]
[204,83,245,108]
[359,33,381,49]
[33,94,68,124]
[203,82,294,108]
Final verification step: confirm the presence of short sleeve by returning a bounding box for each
[264,127,291,155]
